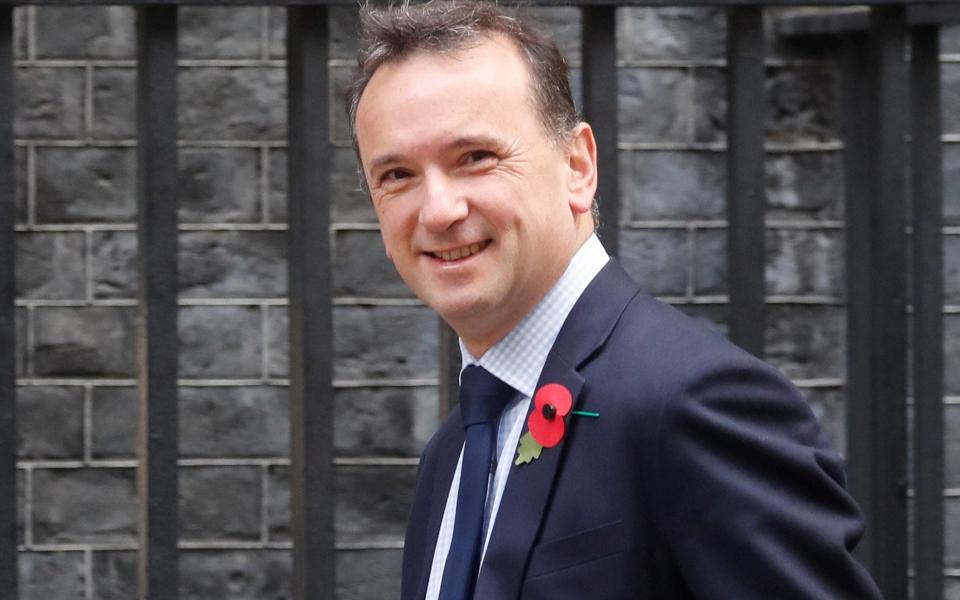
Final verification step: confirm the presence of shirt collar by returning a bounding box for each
[459,233,609,398]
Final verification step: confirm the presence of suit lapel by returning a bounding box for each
[474,261,639,599]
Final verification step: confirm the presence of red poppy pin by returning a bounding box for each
[515,383,599,466]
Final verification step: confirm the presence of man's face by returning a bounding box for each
[355,35,595,353]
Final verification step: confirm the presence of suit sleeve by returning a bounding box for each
[648,357,882,599]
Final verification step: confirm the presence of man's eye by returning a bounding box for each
[465,150,496,164]
[381,169,411,183]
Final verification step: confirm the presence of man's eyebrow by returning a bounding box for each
[369,154,405,172]
[368,135,506,172]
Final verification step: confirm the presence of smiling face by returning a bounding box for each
[355,35,597,355]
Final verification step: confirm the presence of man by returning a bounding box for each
[348,1,882,598]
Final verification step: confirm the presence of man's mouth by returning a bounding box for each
[430,240,490,261]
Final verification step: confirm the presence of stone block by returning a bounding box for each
[35,147,137,224]
[334,386,438,458]
[90,386,137,459]
[91,550,136,600]
[947,235,960,305]
[14,146,27,224]
[948,316,960,395]
[17,386,84,460]
[33,467,137,543]
[91,67,135,140]
[620,150,725,221]
[268,305,439,380]
[179,148,262,223]
[526,6,582,67]
[949,498,960,568]
[16,231,85,299]
[35,6,134,58]
[268,147,376,224]
[947,144,960,226]
[89,230,137,299]
[18,552,86,600]
[333,229,410,298]
[180,465,261,541]
[619,68,691,143]
[337,549,402,600]
[766,228,843,297]
[13,7,27,59]
[266,464,416,543]
[618,228,689,296]
[331,64,354,145]
[692,228,726,296]
[947,404,960,489]
[618,7,725,61]
[945,64,960,136]
[948,576,960,600]
[268,6,363,59]
[34,306,137,377]
[799,387,846,457]
[179,67,286,140]
[16,308,27,378]
[765,305,845,380]
[17,470,24,544]
[180,550,290,600]
[944,25,960,54]
[180,231,286,298]
[179,6,261,59]
[179,306,262,378]
[765,151,843,221]
[691,67,725,144]
[179,386,288,458]
[14,67,85,138]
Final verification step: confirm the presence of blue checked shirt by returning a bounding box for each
[423,234,610,600]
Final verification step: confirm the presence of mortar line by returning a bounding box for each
[83,384,93,464]
[260,303,270,381]
[260,144,271,224]
[26,143,36,227]
[260,463,270,543]
[26,304,35,377]
[84,547,94,600]
[27,6,36,61]
[84,63,94,141]
[24,465,33,547]
[259,6,270,63]
[686,224,696,300]
[83,227,94,303]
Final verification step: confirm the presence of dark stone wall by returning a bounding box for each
[9,5,960,598]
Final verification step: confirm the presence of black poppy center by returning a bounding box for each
[542,404,557,420]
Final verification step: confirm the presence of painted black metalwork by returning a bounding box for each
[725,6,765,357]
[286,7,335,600]
[0,8,16,600]
[135,6,180,600]
[910,24,944,600]
[582,5,619,256]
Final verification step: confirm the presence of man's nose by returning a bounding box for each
[418,173,468,232]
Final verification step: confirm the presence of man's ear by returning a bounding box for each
[565,122,598,215]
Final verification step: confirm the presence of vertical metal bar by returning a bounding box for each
[582,6,619,256]
[136,6,180,600]
[0,8,17,600]
[439,321,460,419]
[867,8,909,597]
[910,24,944,600]
[287,7,335,600]
[725,6,765,357]
[841,32,875,569]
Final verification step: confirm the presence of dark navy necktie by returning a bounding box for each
[438,365,516,600]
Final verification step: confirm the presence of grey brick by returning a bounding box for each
[692,228,726,296]
[17,386,84,460]
[268,6,363,59]
[179,6,261,59]
[947,404,960,489]
[35,6,134,58]
[180,231,285,298]
[618,228,689,296]
[91,67,135,140]
[766,65,839,144]
[946,144,960,226]
[947,235,960,305]
[33,468,136,543]
[947,316,960,395]
[34,306,137,377]
[267,464,416,543]
[180,148,262,223]
[333,229,410,298]
[36,147,137,224]
[91,551,136,600]
[619,68,691,143]
[16,231,85,299]
[90,386,137,459]
[179,67,286,140]
[179,306,262,378]
[268,148,376,224]
[332,64,354,145]
[620,151,725,221]
[949,499,960,568]
[16,308,27,378]
[338,549,402,600]
[692,68,725,144]
[765,305,845,380]
[948,576,960,600]
[765,151,843,221]
[13,7,27,59]
[944,25,960,53]
[90,230,137,299]
[14,146,27,224]
[800,388,846,457]
[180,550,290,600]
[618,7,725,61]
[945,64,960,136]
[266,7,286,58]
[180,386,288,458]
[14,68,85,138]
[18,552,86,600]
[334,386,438,458]
[180,466,261,541]
[766,229,843,297]
[265,306,289,378]
[17,470,24,544]
[526,7,582,66]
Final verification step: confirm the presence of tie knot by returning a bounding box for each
[459,365,516,428]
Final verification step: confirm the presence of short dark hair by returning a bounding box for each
[346,0,580,189]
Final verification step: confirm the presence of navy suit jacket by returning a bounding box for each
[401,261,881,599]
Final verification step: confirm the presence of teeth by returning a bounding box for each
[435,242,485,261]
